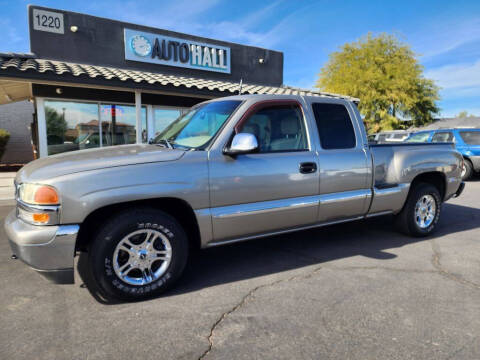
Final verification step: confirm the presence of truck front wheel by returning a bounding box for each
[395,183,441,237]
[89,208,188,301]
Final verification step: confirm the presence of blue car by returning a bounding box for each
[405,128,480,180]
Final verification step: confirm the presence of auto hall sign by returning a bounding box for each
[124,28,231,73]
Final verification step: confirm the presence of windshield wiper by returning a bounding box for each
[155,139,174,149]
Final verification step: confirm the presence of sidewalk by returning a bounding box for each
[0,172,16,206]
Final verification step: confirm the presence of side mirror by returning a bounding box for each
[223,133,259,156]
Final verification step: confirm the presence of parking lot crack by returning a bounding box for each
[198,265,323,360]
[431,239,480,290]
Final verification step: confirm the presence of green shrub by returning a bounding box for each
[0,129,10,161]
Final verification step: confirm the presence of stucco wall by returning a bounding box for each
[0,101,34,164]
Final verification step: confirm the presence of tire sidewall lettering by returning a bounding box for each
[103,222,175,295]
[137,222,174,238]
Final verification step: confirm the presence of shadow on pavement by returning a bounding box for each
[77,202,480,304]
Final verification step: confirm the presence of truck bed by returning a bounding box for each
[366,142,460,215]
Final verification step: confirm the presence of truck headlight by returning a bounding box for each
[18,184,59,205]
[17,184,60,225]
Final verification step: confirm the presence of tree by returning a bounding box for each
[457,111,476,118]
[316,33,440,133]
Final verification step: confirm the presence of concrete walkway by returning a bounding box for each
[0,172,16,204]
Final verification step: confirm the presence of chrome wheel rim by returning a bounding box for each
[461,163,467,177]
[113,229,172,286]
[414,194,436,229]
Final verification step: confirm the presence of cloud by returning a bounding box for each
[87,0,295,48]
[246,3,317,48]
[425,60,480,90]
[412,17,480,61]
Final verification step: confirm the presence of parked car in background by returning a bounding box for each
[369,130,411,144]
[405,128,480,180]
[6,94,464,301]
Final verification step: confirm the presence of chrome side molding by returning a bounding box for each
[211,195,320,219]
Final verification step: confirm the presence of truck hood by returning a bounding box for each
[17,144,186,182]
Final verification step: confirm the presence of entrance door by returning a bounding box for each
[208,100,320,242]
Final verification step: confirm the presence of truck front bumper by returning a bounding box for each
[4,210,79,284]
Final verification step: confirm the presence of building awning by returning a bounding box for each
[0,53,359,105]
[0,79,31,104]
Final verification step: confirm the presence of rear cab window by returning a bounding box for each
[311,103,356,149]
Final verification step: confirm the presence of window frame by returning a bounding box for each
[311,102,357,150]
[230,99,311,154]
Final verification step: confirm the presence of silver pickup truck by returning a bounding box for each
[5,94,465,301]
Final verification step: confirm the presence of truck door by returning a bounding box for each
[208,100,320,242]
[309,100,371,222]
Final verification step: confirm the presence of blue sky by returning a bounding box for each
[1,0,479,118]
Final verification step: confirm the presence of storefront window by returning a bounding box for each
[100,104,147,146]
[45,100,100,155]
[45,100,148,155]
[153,108,184,137]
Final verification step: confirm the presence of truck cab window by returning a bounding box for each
[312,103,356,149]
[239,104,308,152]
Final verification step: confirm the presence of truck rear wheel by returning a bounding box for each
[395,183,441,237]
[89,207,188,301]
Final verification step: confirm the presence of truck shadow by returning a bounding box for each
[77,202,480,304]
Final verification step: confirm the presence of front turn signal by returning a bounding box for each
[34,186,59,205]
[32,213,50,223]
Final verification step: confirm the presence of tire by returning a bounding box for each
[461,159,473,181]
[89,207,189,301]
[394,183,442,237]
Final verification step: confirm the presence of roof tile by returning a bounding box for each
[0,55,359,102]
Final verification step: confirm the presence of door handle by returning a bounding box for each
[299,162,317,174]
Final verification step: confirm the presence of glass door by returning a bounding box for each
[100,104,148,146]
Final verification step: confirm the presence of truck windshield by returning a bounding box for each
[459,131,480,145]
[152,100,242,149]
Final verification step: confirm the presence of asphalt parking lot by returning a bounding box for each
[1,180,479,360]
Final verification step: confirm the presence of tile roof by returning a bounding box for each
[0,54,359,102]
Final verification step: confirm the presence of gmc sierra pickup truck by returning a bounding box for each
[6,94,465,301]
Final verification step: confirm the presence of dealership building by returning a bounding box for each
[0,5,348,162]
